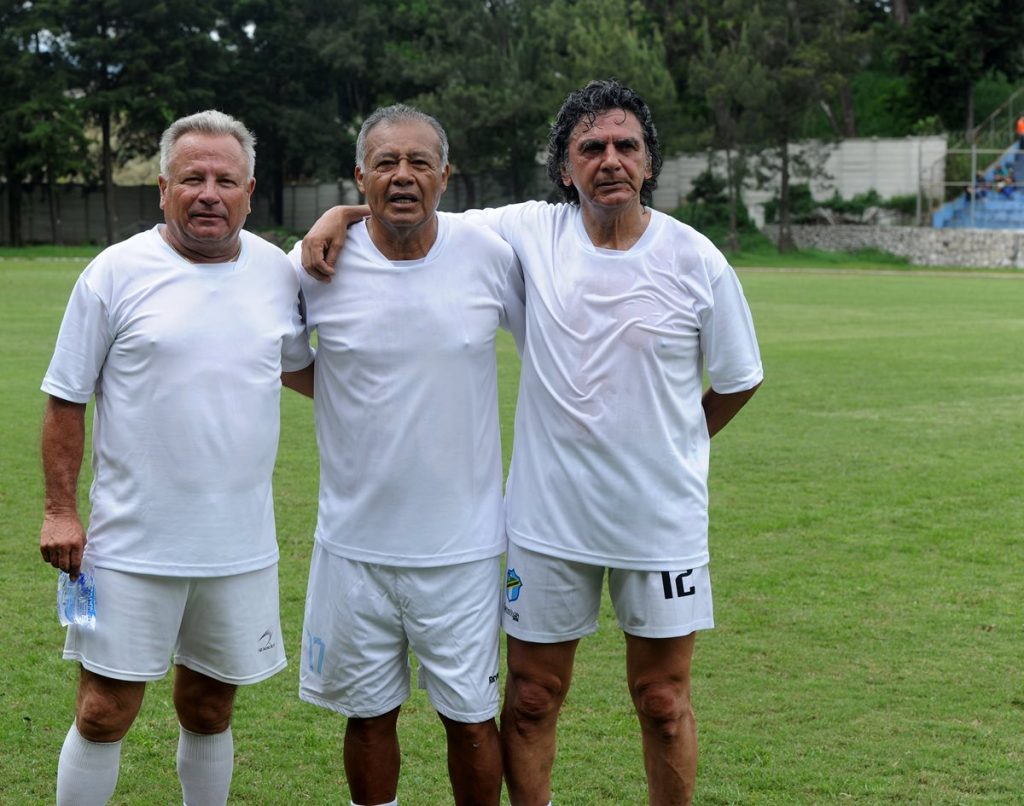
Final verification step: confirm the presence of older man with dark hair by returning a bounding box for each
[302,79,763,805]
[283,104,524,806]
[40,109,313,806]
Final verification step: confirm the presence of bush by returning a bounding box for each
[672,169,759,251]
[764,185,917,223]
[255,228,302,253]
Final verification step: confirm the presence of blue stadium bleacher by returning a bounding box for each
[933,144,1024,229]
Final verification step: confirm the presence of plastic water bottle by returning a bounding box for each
[57,567,96,629]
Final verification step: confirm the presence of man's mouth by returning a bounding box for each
[388,193,419,204]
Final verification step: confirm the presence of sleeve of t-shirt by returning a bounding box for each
[460,202,538,250]
[40,264,114,404]
[499,252,526,357]
[280,289,315,372]
[699,258,764,394]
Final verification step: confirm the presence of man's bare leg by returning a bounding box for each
[625,632,697,806]
[500,637,579,805]
[439,714,502,805]
[344,707,401,805]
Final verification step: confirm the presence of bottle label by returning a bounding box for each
[57,569,96,630]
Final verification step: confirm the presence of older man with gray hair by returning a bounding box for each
[39,109,313,805]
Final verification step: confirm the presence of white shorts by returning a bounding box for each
[299,543,501,723]
[63,564,286,685]
[502,543,714,642]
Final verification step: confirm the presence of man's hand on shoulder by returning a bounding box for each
[300,204,371,283]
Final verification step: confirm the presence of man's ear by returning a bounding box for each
[560,163,573,188]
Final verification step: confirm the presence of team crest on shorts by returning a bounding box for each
[505,568,523,602]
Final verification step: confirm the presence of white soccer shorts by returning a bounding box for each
[63,564,286,684]
[502,543,714,641]
[299,543,501,722]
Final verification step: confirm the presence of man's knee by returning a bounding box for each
[173,668,236,734]
[632,680,692,741]
[505,672,567,726]
[442,716,498,748]
[76,674,145,742]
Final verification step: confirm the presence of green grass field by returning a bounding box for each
[2,254,1022,804]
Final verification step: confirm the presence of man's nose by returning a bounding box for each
[392,158,415,182]
[600,145,623,169]
[197,178,221,202]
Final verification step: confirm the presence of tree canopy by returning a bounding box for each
[4,0,1024,247]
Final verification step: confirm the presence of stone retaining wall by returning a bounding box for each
[762,225,1024,269]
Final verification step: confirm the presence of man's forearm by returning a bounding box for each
[41,396,86,514]
[282,361,315,398]
[702,382,761,438]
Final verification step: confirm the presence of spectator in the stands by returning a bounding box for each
[964,171,988,201]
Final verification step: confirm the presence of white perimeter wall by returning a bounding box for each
[653,136,948,225]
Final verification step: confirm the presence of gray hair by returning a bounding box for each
[355,104,449,172]
[159,110,256,180]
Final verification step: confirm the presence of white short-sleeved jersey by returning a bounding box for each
[466,202,763,570]
[41,226,313,576]
[292,213,524,567]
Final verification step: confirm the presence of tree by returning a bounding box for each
[0,1,37,246]
[813,3,871,138]
[214,0,351,227]
[401,0,554,207]
[0,1,86,245]
[742,0,853,252]
[688,7,771,250]
[537,0,681,151]
[298,0,682,210]
[895,0,1024,135]
[43,0,225,244]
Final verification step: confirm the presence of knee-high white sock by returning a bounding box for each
[176,725,234,806]
[56,722,122,805]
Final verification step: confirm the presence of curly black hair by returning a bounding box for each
[546,79,662,207]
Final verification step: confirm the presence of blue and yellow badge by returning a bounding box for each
[505,568,523,602]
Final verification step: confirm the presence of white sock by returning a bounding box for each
[176,725,234,806]
[56,722,122,805]
[350,800,398,806]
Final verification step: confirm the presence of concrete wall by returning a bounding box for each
[763,224,1024,269]
[657,136,947,226]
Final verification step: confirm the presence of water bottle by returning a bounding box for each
[57,566,96,629]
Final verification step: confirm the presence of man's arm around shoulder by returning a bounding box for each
[300,205,370,282]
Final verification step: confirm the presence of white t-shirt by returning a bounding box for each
[466,202,763,570]
[291,213,524,567]
[41,226,313,576]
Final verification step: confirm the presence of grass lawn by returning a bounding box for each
[1,253,1022,804]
